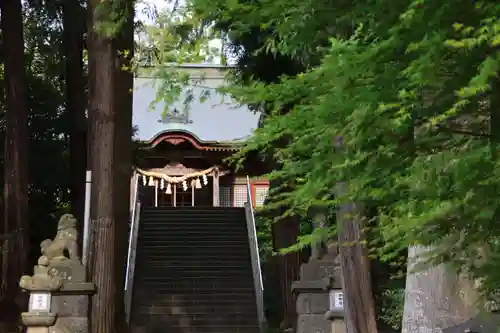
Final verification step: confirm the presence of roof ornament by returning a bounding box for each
[158,108,193,124]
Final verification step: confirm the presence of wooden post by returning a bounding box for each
[333,136,377,333]
[173,184,177,207]
[212,169,220,207]
[191,181,195,207]
[154,181,158,207]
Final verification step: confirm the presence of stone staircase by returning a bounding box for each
[129,206,260,333]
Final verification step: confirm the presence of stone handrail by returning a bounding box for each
[124,172,141,324]
[244,175,265,331]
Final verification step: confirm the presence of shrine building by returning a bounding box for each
[125,64,270,333]
[131,64,270,208]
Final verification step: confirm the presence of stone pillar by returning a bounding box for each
[19,214,96,333]
[292,258,343,333]
[49,260,95,333]
[310,210,328,261]
[292,209,345,333]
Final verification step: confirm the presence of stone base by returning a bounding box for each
[331,319,346,333]
[297,292,330,314]
[297,314,331,333]
[21,312,57,327]
[51,295,88,316]
[51,290,91,333]
[27,327,50,333]
[300,259,341,281]
[55,316,88,333]
[293,257,343,333]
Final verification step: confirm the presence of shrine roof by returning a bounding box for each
[144,128,247,151]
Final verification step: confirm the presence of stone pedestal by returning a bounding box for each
[292,256,345,333]
[21,312,57,333]
[19,214,96,333]
[292,258,339,333]
[49,260,95,333]
[329,318,346,333]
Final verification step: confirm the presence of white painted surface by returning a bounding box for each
[132,67,261,142]
[29,292,51,312]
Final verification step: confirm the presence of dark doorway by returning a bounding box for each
[139,181,214,207]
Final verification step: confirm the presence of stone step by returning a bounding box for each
[138,225,248,231]
[135,250,251,258]
[134,266,253,273]
[141,207,245,214]
[133,279,255,286]
[131,323,259,333]
[132,313,259,324]
[130,207,259,332]
[132,292,256,300]
[137,237,250,242]
[136,229,249,236]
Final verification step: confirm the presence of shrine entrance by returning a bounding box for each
[136,162,226,208]
[140,181,213,207]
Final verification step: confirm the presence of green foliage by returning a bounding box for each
[377,288,405,330]
[190,0,500,310]
[0,0,79,261]
[254,215,273,261]
[136,3,219,115]
[92,0,135,38]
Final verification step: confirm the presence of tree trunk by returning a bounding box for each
[273,216,305,330]
[87,1,119,332]
[87,0,134,332]
[336,181,378,333]
[0,0,30,297]
[63,0,87,225]
[401,246,478,333]
[112,0,135,331]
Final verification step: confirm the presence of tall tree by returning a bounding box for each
[0,0,29,298]
[112,0,135,331]
[189,0,500,331]
[87,0,134,332]
[63,0,87,225]
[87,0,120,331]
[335,181,378,333]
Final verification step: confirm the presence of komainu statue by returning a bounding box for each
[40,214,80,262]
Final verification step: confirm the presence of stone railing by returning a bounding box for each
[245,176,265,331]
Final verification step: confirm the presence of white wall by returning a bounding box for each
[132,65,261,142]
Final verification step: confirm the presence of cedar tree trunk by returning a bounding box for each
[0,0,30,297]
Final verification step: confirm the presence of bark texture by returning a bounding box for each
[112,1,135,331]
[88,1,119,332]
[401,246,478,333]
[87,1,134,332]
[272,214,306,330]
[336,181,378,333]
[63,0,87,225]
[0,0,30,297]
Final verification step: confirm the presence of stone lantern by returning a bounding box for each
[19,256,61,333]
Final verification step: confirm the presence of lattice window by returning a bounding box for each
[254,186,269,207]
[176,183,192,207]
[219,186,232,207]
[233,185,248,207]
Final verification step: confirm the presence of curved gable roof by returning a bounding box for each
[145,129,241,151]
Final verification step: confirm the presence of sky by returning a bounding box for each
[135,0,225,64]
